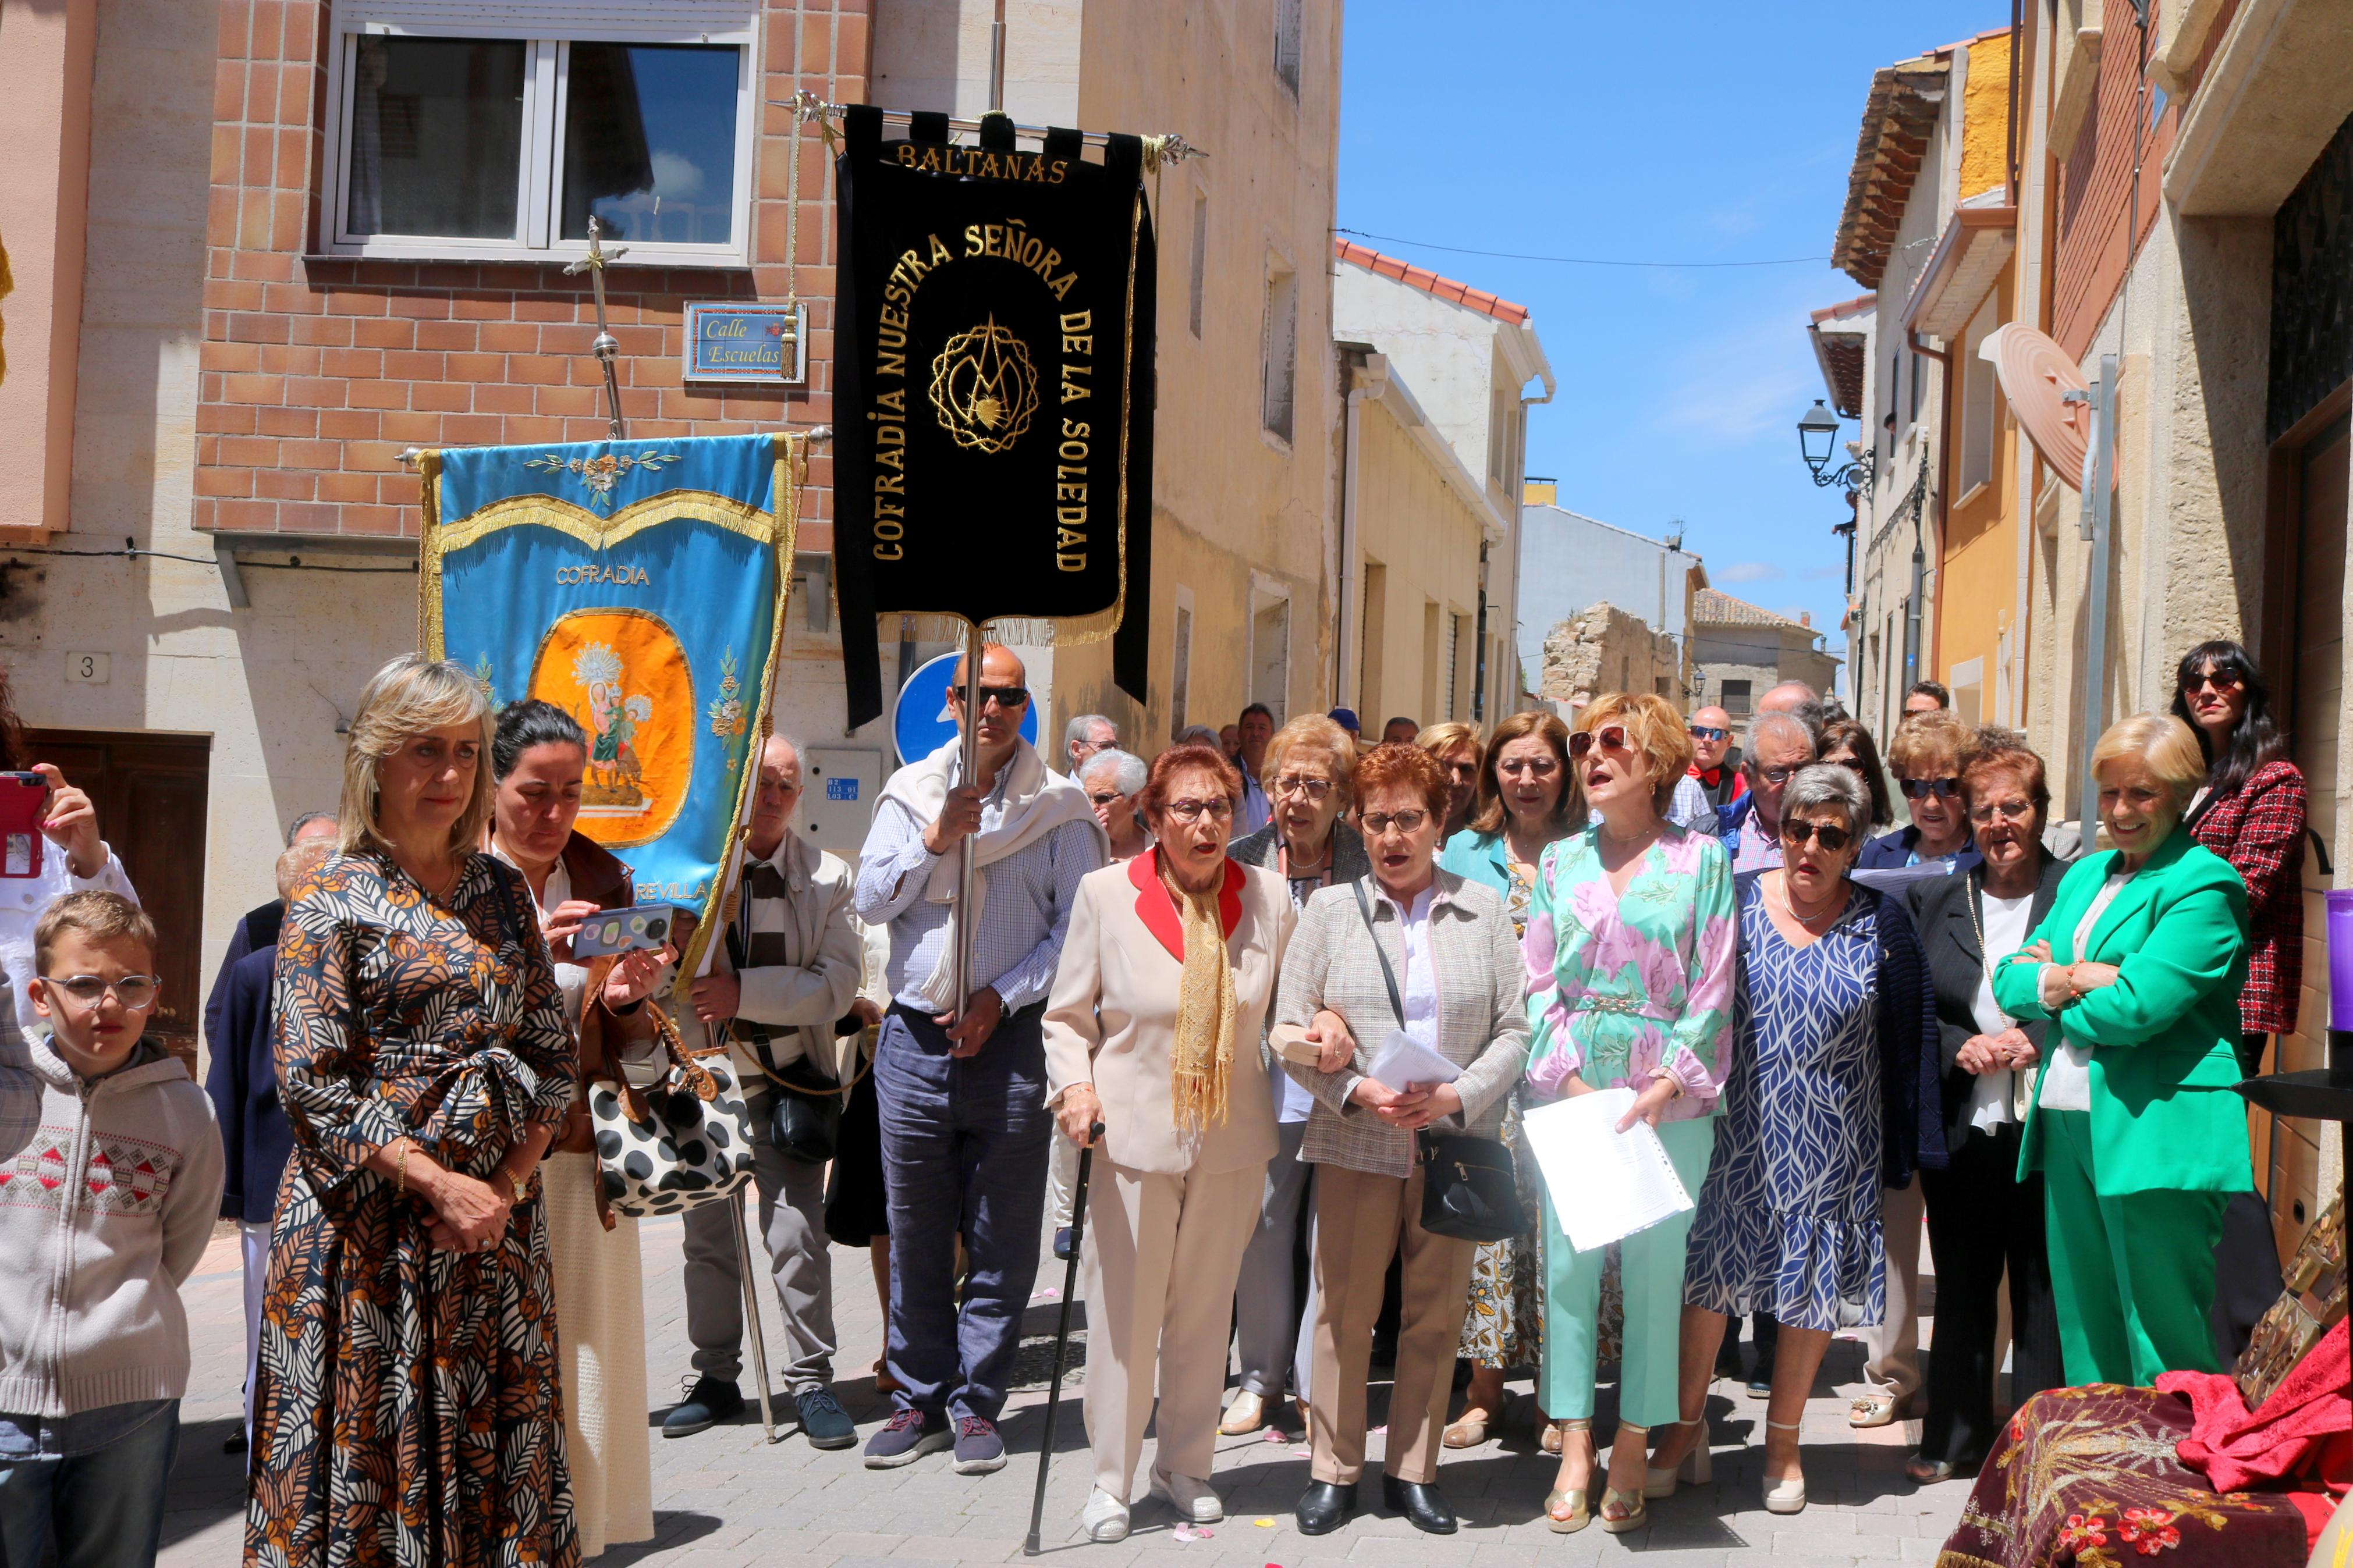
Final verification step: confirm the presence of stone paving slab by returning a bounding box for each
[161,1211,1976,1566]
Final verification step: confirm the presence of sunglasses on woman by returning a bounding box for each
[1777,820,1852,852]
[1567,725,1631,759]
[1899,777,1961,801]
[2180,669,2245,695]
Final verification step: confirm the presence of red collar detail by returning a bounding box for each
[1127,850,1244,962]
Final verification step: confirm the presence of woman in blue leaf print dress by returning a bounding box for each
[1653,763,1943,1519]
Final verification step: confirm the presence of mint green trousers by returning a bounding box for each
[1538,1117,1715,1428]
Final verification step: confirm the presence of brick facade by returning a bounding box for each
[197,0,865,547]
[2052,20,2177,360]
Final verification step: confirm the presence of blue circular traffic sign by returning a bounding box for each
[891,652,1040,766]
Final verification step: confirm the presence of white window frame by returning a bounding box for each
[1247,576,1292,723]
[1261,255,1298,443]
[320,2,760,268]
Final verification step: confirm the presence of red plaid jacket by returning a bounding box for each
[2188,759,2308,1036]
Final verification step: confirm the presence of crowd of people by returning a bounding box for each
[0,632,2312,1566]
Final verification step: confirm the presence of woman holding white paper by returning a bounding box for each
[1273,743,1529,1539]
[1662,764,1944,1516]
[1521,694,1736,1535]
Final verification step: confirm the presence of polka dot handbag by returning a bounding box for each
[589,999,757,1218]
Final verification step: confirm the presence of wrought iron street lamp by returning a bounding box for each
[1797,400,1872,492]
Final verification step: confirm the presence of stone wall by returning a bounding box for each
[1536,600,1681,710]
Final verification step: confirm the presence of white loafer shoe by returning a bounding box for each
[1150,1467,1224,1523]
[1081,1489,1131,1542]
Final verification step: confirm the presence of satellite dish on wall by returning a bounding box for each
[1983,323,2092,481]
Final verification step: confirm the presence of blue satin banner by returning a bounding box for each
[420,432,800,976]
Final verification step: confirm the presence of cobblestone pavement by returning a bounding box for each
[161,1211,1975,1567]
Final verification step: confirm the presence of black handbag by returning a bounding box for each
[1347,881,1530,1244]
[749,1007,876,1164]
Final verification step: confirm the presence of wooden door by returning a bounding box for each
[23,730,211,1064]
[2273,417,2348,1255]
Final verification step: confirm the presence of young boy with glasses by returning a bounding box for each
[0,892,223,1565]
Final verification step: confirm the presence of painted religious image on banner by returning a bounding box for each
[528,609,695,845]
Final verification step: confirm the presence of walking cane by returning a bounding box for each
[732,1183,780,1443]
[1024,1122,1103,1556]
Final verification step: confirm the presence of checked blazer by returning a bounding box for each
[1272,867,1528,1179]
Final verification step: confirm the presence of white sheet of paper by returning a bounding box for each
[1364,1031,1461,1089]
[1521,1088,1695,1254]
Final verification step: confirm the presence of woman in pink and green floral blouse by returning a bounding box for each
[1522,693,1736,1536]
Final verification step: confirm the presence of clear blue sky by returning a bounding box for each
[1337,1,2005,675]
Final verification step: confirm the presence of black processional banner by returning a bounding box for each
[832,105,1156,728]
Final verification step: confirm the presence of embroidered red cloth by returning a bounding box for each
[2157,1318,2350,1494]
[1934,1385,2308,1568]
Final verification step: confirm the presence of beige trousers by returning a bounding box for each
[1307,1161,1477,1487]
[1080,1160,1264,1501]
[1861,1178,1926,1400]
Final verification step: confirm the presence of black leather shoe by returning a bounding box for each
[1294,1480,1355,1535]
[1382,1474,1457,1535]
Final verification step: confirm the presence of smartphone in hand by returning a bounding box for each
[570,903,679,958]
[0,773,44,879]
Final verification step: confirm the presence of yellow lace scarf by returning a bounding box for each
[1169,881,1238,1133]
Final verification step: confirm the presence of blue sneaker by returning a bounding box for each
[662,1375,743,1438]
[953,1414,1006,1474]
[863,1407,949,1468]
[796,1386,857,1450]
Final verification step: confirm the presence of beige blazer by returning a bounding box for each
[1043,855,1296,1177]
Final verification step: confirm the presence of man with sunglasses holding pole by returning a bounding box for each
[853,643,1106,1474]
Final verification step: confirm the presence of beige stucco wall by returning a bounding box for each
[1350,390,1485,730]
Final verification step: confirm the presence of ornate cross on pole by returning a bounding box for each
[565,215,630,440]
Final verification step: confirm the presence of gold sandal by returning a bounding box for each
[1545,1420,1593,1532]
[1599,1421,1650,1533]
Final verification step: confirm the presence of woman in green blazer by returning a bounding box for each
[1992,714,2255,1387]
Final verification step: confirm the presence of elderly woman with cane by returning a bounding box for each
[1043,744,1297,1542]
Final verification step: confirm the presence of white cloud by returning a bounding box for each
[1718,561,1786,584]
[650,150,707,200]
[1802,564,1846,581]
[1652,308,1819,442]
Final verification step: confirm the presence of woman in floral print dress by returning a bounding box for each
[247,656,579,1568]
[1521,695,1736,1534]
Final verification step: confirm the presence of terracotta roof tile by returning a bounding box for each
[1694,588,1813,630]
[1332,237,1531,325]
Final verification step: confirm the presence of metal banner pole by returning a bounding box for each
[565,216,630,440]
[732,1186,779,1443]
[953,620,984,1019]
